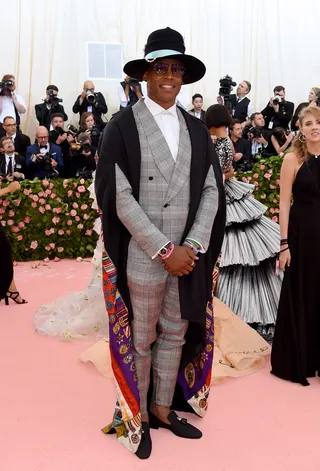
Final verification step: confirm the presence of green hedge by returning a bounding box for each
[240,155,282,221]
[0,155,283,261]
[0,178,99,261]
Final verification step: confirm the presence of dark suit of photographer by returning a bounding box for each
[0,136,26,181]
[49,113,75,178]
[261,86,294,131]
[26,127,63,180]
[118,76,143,110]
[35,85,68,131]
[242,112,272,157]
[229,120,252,172]
[73,81,107,130]
[70,133,96,179]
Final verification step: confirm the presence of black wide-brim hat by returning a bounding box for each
[123,27,206,85]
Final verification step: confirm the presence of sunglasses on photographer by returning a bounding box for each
[150,62,186,77]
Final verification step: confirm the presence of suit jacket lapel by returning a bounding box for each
[165,108,191,203]
[134,100,175,184]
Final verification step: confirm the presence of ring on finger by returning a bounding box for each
[191,261,195,267]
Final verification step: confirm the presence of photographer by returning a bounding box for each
[188,93,206,121]
[261,85,294,131]
[79,112,101,148]
[1,116,30,157]
[217,78,253,127]
[229,119,252,172]
[0,137,26,181]
[270,127,295,157]
[0,75,26,131]
[49,113,75,178]
[118,76,143,110]
[26,126,64,180]
[69,132,96,179]
[243,113,271,156]
[72,81,107,130]
[35,85,68,131]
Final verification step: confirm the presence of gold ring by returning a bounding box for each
[191,261,195,267]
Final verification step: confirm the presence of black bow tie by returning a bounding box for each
[40,145,47,149]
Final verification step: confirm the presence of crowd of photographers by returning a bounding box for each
[0,72,319,183]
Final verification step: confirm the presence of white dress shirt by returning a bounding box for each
[144,96,180,161]
[0,94,26,123]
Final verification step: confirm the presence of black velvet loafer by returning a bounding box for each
[135,422,152,459]
[149,411,202,439]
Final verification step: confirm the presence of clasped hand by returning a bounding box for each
[162,246,198,277]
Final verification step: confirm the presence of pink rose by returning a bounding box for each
[13,199,21,206]
[56,197,62,203]
[83,214,89,220]
[54,257,60,262]
[24,216,31,223]
[0,208,5,214]
[77,224,84,230]
[268,169,273,174]
[23,189,31,196]
[58,229,64,235]
[242,177,248,183]
[63,179,69,188]
[45,204,51,211]
[17,235,23,241]
[38,191,44,197]
[247,176,252,181]
[275,208,280,213]
[253,173,259,179]
[76,192,80,198]
[3,200,10,207]
[264,173,271,180]
[1,221,6,226]
[254,181,259,187]
[269,184,275,189]
[73,182,77,188]
[66,230,71,235]
[81,204,88,211]
[276,179,281,185]
[44,257,49,262]
[31,202,37,208]
[75,216,80,221]
[77,185,86,193]
[67,220,72,226]
[57,247,64,253]
[33,195,39,202]
[39,206,45,214]
[70,209,77,217]
[45,230,51,236]
[30,241,38,249]
[12,226,20,233]
[42,180,49,187]
[272,216,278,223]
[18,221,25,228]
[50,228,55,234]
[45,245,51,251]
[7,219,14,226]
[49,183,54,189]
[53,207,62,214]
[46,189,52,196]
[85,230,92,236]
[80,178,85,185]
[273,198,277,203]
[260,165,265,170]
[72,202,78,209]
[51,193,56,199]
[67,190,73,197]
[52,217,60,225]
[270,208,275,214]
[39,198,46,205]
[8,210,15,217]
[49,243,55,249]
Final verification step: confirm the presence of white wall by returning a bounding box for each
[2,0,320,137]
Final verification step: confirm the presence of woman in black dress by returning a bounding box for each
[0,180,27,305]
[271,106,320,385]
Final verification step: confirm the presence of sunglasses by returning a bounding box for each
[150,62,186,77]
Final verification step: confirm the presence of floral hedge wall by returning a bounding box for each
[0,178,99,261]
[240,155,282,222]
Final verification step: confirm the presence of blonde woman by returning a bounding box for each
[308,87,320,106]
[271,106,320,385]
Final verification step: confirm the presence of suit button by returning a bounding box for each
[163,203,170,208]
[149,176,153,180]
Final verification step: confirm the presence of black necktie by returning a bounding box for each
[7,156,13,175]
[40,145,47,150]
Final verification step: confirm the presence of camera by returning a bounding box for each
[219,75,237,111]
[54,124,78,138]
[86,89,95,104]
[0,79,15,96]
[128,78,140,88]
[47,89,63,106]
[248,126,262,139]
[81,143,91,154]
[77,168,93,180]
[272,95,282,105]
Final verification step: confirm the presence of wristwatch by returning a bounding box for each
[159,242,172,259]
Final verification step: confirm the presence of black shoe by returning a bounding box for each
[149,411,202,439]
[135,422,152,459]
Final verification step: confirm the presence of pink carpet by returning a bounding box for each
[1,260,320,471]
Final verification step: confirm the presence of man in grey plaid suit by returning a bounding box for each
[96,27,226,459]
